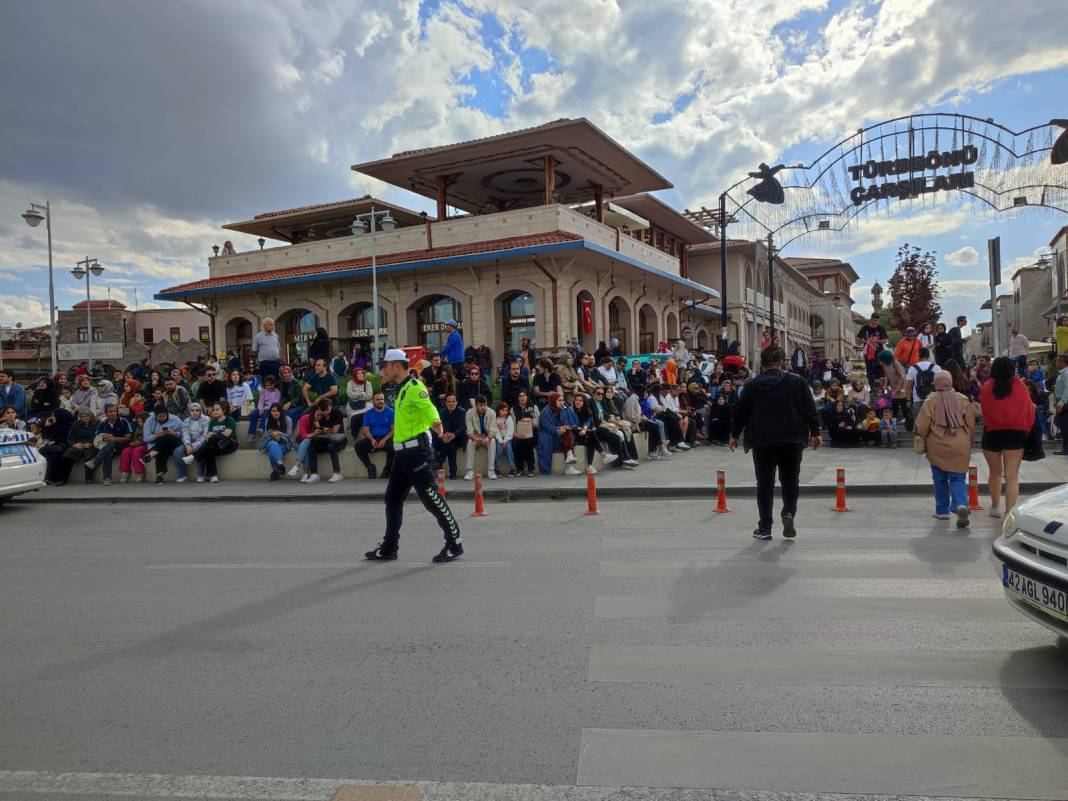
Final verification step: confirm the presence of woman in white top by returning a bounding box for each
[919,322,935,351]
[225,369,254,420]
[346,367,374,434]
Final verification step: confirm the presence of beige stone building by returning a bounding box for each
[158,119,728,366]
[157,118,859,369]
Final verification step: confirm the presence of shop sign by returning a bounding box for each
[59,342,124,361]
[507,316,535,326]
[681,326,694,339]
[848,145,978,206]
[291,333,315,343]
[347,327,389,338]
[420,321,459,333]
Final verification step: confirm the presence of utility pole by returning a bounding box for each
[718,192,728,354]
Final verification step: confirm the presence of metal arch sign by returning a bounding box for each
[693,113,1068,251]
[847,145,978,205]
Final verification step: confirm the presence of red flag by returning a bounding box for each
[581,298,593,334]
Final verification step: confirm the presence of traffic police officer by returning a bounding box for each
[365,348,464,563]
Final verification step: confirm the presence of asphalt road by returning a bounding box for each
[2,493,1067,801]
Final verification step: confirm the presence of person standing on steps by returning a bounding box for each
[729,347,822,541]
[365,348,464,564]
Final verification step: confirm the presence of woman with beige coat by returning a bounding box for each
[914,370,975,527]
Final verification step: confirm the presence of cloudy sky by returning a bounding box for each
[2,0,1067,332]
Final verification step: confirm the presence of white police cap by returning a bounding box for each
[381,348,409,364]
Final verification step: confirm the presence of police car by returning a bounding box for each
[992,484,1068,638]
[0,429,45,506]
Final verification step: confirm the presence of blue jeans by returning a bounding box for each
[285,406,307,429]
[931,465,967,515]
[264,438,290,469]
[247,407,265,437]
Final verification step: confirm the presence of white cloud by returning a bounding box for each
[938,279,993,299]
[274,62,302,90]
[945,246,979,267]
[0,293,50,327]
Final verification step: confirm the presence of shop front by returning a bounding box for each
[280,309,318,363]
[342,303,389,355]
[415,295,462,353]
[501,291,536,356]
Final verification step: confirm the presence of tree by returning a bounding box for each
[886,243,942,331]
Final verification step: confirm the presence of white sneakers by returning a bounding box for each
[196,476,206,483]
[301,473,320,483]
[623,458,639,467]
[565,465,582,476]
[328,473,343,483]
[287,464,302,477]
[658,447,672,458]
[463,470,474,480]
[209,476,219,484]
[564,450,577,464]
[487,471,497,480]
[176,476,188,483]
[603,453,619,465]
[676,442,691,451]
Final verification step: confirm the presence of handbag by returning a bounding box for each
[515,418,534,439]
[240,399,255,417]
[912,434,926,454]
[1023,419,1045,462]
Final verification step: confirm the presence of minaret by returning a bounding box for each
[871,279,884,313]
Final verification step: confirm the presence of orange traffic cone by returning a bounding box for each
[967,464,984,510]
[831,467,851,512]
[584,466,601,515]
[436,468,447,500]
[472,472,487,517]
[714,468,731,513]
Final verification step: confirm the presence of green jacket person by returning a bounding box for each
[365,348,464,563]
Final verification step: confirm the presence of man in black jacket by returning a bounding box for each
[730,347,822,540]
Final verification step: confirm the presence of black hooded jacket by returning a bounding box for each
[730,368,821,449]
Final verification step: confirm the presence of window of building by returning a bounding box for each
[822,276,835,293]
[169,327,181,343]
[415,295,461,353]
[280,310,319,363]
[344,304,389,341]
[78,327,103,343]
[199,326,210,343]
[143,328,154,344]
[501,292,535,355]
[810,314,825,339]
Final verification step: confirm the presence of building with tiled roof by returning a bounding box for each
[158,119,731,364]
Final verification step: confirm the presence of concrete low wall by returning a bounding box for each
[82,432,652,483]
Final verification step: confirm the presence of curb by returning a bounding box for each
[10,481,1065,505]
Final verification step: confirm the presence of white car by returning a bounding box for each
[992,484,1068,638]
[0,429,45,506]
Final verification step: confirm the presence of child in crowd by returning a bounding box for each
[492,401,515,476]
[879,408,898,448]
[859,408,881,446]
[119,411,151,482]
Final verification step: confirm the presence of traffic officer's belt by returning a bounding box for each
[393,433,431,451]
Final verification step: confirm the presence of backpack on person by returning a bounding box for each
[914,364,937,400]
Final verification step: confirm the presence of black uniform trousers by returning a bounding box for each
[383,437,461,553]
[752,445,804,532]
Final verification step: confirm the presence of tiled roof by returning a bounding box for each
[253,195,372,220]
[392,119,573,158]
[689,239,752,250]
[159,232,582,297]
[72,300,126,310]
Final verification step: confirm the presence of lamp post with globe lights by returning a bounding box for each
[20,201,58,374]
[350,205,396,365]
[71,258,104,370]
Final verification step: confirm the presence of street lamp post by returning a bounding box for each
[21,201,59,375]
[71,257,104,371]
[351,205,397,366]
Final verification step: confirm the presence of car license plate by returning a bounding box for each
[1003,565,1068,622]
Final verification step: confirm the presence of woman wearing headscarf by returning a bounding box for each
[70,374,97,414]
[915,370,975,526]
[28,376,59,422]
[308,326,331,365]
[91,379,119,421]
[39,408,74,485]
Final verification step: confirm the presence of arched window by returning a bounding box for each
[502,291,535,355]
[810,314,825,339]
[279,309,318,363]
[344,303,388,341]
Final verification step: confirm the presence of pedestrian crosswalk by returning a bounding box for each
[578,509,1068,798]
